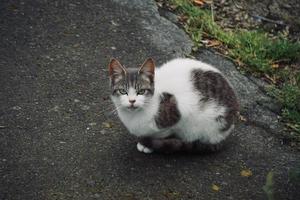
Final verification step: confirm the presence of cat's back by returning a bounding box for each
[155,58,220,94]
[154,58,239,143]
[157,58,219,74]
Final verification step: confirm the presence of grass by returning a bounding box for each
[168,0,300,135]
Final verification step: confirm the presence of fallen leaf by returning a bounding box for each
[271,63,279,69]
[193,0,212,6]
[206,39,222,47]
[193,0,205,6]
[239,115,247,122]
[102,122,113,128]
[241,169,253,177]
[204,0,213,4]
[211,184,220,192]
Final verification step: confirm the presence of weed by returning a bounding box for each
[169,0,300,135]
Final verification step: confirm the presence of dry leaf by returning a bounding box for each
[206,39,222,47]
[193,0,212,6]
[204,0,213,4]
[193,0,205,6]
[271,63,279,69]
[102,122,113,128]
[211,184,220,192]
[241,169,253,177]
[239,115,247,122]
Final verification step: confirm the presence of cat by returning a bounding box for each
[108,57,239,154]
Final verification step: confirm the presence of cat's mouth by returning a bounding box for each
[127,105,138,110]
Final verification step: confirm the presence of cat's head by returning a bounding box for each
[108,58,155,111]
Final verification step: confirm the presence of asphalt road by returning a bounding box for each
[0,0,299,199]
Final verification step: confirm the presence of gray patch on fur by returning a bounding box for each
[154,93,181,129]
[191,69,239,132]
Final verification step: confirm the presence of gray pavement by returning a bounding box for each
[0,0,299,199]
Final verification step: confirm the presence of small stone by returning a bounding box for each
[111,46,116,50]
[111,20,119,26]
[52,105,59,112]
[12,106,21,110]
[87,180,95,186]
[94,193,100,198]
[82,105,90,110]
[89,122,97,126]
[74,99,80,103]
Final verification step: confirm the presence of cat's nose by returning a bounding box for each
[129,99,136,104]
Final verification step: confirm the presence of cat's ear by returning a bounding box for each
[139,58,155,77]
[108,58,126,77]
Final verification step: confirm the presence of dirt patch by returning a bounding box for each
[213,0,300,41]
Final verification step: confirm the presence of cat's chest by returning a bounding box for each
[118,110,158,136]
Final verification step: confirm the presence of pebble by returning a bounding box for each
[81,105,90,110]
[12,106,21,110]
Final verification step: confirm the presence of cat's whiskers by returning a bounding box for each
[98,103,122,116]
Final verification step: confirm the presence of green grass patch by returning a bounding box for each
[169,0,300,134]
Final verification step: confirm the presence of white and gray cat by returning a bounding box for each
[108,57,239,154]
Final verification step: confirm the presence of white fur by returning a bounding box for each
[137,142,153,154]
[112,58,234,148]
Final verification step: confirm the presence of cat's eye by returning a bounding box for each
[137,89,146,95]
[118,89,127,95]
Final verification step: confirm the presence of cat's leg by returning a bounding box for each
[136,142,153,154]
[138,137,225,154]
[138,137,184,154]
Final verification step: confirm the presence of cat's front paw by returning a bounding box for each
[137,142,153,154]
